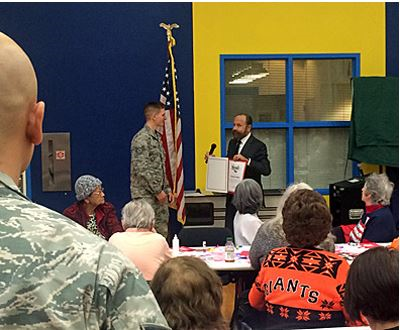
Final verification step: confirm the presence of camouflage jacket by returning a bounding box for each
[0,172,170,329]
[130,125,171,199]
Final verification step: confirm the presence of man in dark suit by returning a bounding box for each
[225,113,271,237]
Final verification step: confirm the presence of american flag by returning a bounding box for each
[160,36,186,224]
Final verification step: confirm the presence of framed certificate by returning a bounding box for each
[206,157,247,193]
[206,157,229,193]
[227,160,247,193]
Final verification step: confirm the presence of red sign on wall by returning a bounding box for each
[55,150,66,160]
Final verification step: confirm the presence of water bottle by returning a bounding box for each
[225,237,235,262]
[172,234,180,256]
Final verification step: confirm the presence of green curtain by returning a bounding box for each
[348,77,399,166]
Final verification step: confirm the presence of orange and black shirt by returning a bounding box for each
[249,246,349,329]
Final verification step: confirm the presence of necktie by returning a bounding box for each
[234,140,241,155]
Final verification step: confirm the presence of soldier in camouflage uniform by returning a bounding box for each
[130,102,174,238]
[0,32,170,329]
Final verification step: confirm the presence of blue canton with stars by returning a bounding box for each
[161,59,181,115]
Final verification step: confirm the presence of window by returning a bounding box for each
[221,54,359,193]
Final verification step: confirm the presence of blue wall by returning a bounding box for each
[0,3,195,215]
[1,3,398,216]
[386,2,399,77]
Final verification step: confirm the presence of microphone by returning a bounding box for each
[205,143,217,163]
[209,143,217,155]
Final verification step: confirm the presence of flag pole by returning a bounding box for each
[160,23,179,195]
[159,23,185,225]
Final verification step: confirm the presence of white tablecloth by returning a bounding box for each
[177,243,390,271]
[177,246,253,271]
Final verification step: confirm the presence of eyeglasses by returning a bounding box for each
[91,187,104,196]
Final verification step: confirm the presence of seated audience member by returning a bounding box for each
[63,175,123,240]
[0,32,169,328]
[333,172,398,243]
[232,178,263,245]
[245,190,349,329]
[109,199,171,281]
[249,183,335,270]
[151,256,227,330]
[344,247,399,330]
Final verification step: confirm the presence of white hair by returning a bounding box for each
[121,199,155,230]
[276,182,313,216]
[364,173,394,206]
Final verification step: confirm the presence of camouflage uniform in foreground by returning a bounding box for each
[130,125,170,238]
[0,172,170,329]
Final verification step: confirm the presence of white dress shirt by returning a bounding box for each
[238,133,251,154]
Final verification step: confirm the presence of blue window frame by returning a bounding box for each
[220,54,360,194]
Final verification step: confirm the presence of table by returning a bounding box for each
[335,242,390,264]
[178,243,390,270]
[177,245,253,271]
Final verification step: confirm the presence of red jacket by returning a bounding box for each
[63,201,123,240]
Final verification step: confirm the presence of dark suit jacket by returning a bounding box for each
[227,134,271,188]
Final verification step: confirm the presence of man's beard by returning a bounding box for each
[232,130,245,140]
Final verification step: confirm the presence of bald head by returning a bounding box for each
[0,32,38,136]
[0,32,44,183]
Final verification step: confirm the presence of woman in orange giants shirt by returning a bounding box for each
[247,189,349,329]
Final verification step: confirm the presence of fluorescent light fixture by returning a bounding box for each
[229,64,269,85]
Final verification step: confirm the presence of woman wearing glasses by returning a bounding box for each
[63,175,123,240]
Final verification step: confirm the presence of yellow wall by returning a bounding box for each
[193,2,386,190]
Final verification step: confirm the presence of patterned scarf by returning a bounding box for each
[87,214,105,240]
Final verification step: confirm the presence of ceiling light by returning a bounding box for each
[229,63,269,85]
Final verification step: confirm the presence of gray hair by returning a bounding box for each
[74,175,102,201]
[232,179,263,214]
[364,173,394,206]
[276,182,313,216]
[265,182,335,252]
[121,199,155,230]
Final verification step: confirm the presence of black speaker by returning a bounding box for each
[329,177,365,227]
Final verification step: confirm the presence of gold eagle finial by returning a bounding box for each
[159,23,179,45]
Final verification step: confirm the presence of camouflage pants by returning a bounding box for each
[143,197,169,238]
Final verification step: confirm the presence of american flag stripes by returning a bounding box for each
[349,217,370,243]
[160,35,186,225]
